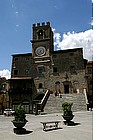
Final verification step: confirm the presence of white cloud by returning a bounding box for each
[0,69,11,79]
[53,29,93,61]
[15,11,19,14]
[53,28,61,47]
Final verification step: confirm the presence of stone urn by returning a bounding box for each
[11,104,28,129]
[62,115,74,122]
[62,102,74,122]
[12,121,28,128]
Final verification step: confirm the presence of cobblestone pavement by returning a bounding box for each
[0,111,93,140]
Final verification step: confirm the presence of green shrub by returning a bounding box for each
[62,102,73,116]
[13,104,27,122]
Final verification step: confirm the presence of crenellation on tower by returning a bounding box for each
[42,22,45,26]
[33,24,36,27]
[32,21,50,27]
[37,23,40,26]
[46,22,50,26]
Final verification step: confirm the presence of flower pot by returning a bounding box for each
[62,115,74,122]
[12,121,27,128]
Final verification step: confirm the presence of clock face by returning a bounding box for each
[35,47,46,56]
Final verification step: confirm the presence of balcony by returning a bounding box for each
[9,88,32,94]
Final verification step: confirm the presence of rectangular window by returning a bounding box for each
[53,67,59,76]
[14,69,18,75]
[25,69,30,75]
[38,66,45,74]
[70,53,74,56]
[87,67,92,74]
[25,57,30,61]
[14,57,18,61]
[53,67,58,73]
[70,66,76,74]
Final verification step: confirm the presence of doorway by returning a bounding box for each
[64,85,69,94]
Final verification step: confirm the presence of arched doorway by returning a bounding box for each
[55,81,60,92]
[63,81,71,94]
[55,81,61,95]
[73,81,79,93]
[64,85,69,94]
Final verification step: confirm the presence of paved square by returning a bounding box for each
[0,111,92,140]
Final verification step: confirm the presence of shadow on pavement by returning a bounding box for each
[13,128,33,135]
[44,127,63,132]
[63,121,81,126]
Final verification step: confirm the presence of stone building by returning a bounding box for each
[85,61,93,110]
[8,22,92,113]
[0,77,9,114]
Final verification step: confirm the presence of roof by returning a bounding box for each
[12,53,32,56]
[9,77,32,80]
[52,48,83,54]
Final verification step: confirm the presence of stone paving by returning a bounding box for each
[0,111,93,140]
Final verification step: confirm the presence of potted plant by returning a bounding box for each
[12,104,28,129]
[62,102,74,122]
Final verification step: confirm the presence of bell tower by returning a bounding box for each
[31,21,54,59]
[30,22,54,90]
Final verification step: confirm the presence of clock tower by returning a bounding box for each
[31,21,54,59]
[30,22,54,90]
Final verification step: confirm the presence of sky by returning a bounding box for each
[0,0,93,79]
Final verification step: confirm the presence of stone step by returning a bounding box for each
[44,93,87,114]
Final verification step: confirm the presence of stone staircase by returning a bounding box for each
[43,93,87,114]
[37,90,50,111]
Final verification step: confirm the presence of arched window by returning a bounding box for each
[38,30,44,39]
[55,81,60,85]
[73,81,79,93]
[55,81,60,93]
[39,83,43,89]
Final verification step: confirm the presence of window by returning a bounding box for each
[70,53,74,56]
[73,81,79,93]
[39,83,43,88]
[14,57,18,61]
[38,30,44,39]
[14,69,18,75]
[55,81,60,91]
[25,57,29,61]
[87,67,92,74]
[70,66,76,74]
[13,63,16,68]
[38,66,45,74]
[53,67,58,73]
[25,69,30,75]
[1,84,6,90]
